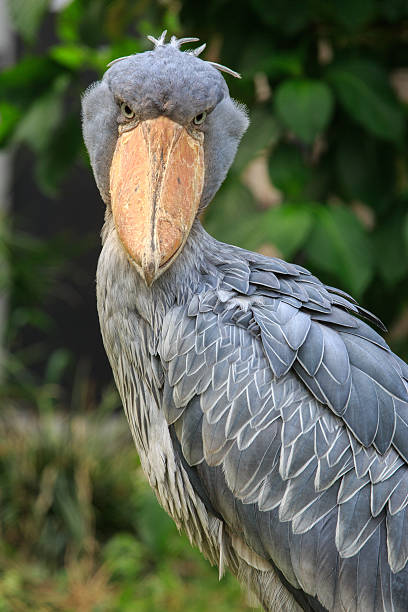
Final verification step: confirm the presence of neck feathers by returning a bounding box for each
[98,217,221,329]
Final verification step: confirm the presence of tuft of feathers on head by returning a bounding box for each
[106,31,241,79]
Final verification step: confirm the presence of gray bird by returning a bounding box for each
[82,32,408,611]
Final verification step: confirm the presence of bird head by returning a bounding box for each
[82,32,249,285]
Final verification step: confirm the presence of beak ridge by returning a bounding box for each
[110,116,205,284]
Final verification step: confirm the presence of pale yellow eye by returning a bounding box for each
[121,102,135,119]
[193,111,207,125]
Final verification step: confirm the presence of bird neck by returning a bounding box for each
[98,214,222,331]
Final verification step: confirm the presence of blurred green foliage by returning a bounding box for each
[0,400,252,611]
[1,0,408,609]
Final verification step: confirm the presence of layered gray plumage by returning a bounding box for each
[82,34,408,611]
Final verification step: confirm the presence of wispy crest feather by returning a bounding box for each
[107,31,241,79]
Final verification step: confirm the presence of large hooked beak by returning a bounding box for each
[109,116,205,285]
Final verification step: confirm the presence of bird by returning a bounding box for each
[81,31,408,611]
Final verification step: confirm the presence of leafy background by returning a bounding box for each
[0,0,408,609]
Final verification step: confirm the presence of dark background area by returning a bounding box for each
[13,145,109,385]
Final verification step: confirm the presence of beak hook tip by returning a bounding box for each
[142,260,159,286]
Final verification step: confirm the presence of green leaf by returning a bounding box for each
[7,0,50,42]
[374,214,408,286]
[327,59,405,143]
[269,143,313,201]
[204,180,256,246]
[305,204,373,296]
[233,109,280,173]
[275,79,334,144]
[262,50,304,78]
[49,44,90,70]
[13,75,69,153]
[55,0,82,43]
[35,112,82,196]
[0,102,21,146]
[252,203,313,257]
[206,188,313,257]
[0,57,64,106]
[335,130,394,211]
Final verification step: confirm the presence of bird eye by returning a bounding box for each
[120,102,135,119]
[193,111,207,126]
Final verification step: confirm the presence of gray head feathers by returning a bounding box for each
[107,31,241,79]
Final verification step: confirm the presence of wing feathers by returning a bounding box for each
[336,486,383,557]
[158,254,408,610]
[386,509,408,572]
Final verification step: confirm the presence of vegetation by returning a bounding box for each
[0,399,251,611]
[1,0,408,609]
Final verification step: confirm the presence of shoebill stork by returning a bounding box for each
[82,32,408,611]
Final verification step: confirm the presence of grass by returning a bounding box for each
[0,398,255,611]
